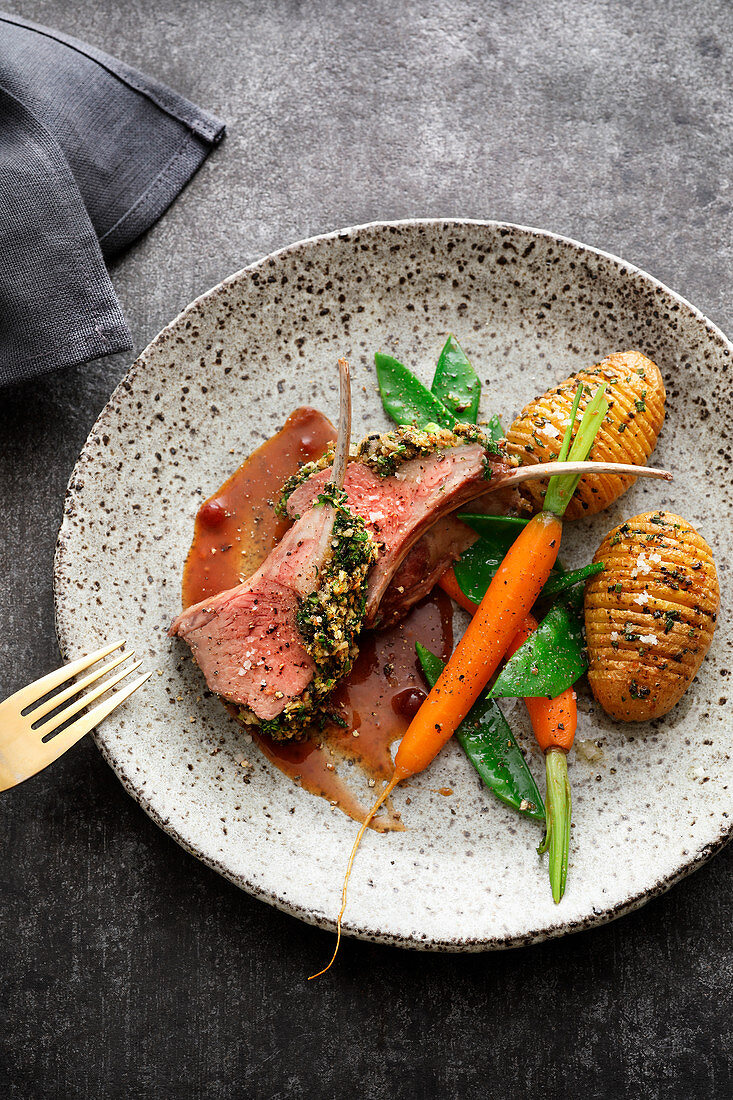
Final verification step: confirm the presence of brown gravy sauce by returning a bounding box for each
[182,407,453,829]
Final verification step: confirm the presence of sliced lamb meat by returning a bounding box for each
[377,514,475,625]
[284,425,513,625]
[170,361,377,738]
[378,484,525,624]
[170,504,336,720]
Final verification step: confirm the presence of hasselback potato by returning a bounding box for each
[507,351,665,519]
[584,511,719,721]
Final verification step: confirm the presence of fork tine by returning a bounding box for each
[27,672,152,779]
[37,660,142,738]
[6,638,126,713]
[28,650,134,722]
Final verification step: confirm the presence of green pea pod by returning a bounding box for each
[489,604,587,699]
[453,532,527,604]
[458,513,528,538]
[539,561,604,598]
[431,335,481,423]
[416,643,545,823]
[485,414,504,442]
[375,352,455,429]
[563,583,586,613]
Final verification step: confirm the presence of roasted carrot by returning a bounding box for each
[504,613,577,901]
[438,567,478,615]
[525,693,577,754]
[394,509,563,779]
[309,511,562,978]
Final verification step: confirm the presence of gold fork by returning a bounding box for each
[0,640,150,792]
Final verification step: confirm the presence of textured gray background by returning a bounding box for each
[1,1,732,1097]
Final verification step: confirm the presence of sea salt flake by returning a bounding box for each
[633,592,650,605]
[635,554,652,576]
[639,634,658,645]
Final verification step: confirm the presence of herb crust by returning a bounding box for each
[239,487,378,739]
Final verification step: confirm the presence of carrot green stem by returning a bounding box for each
[543,383,609,516]
[556,383,583,465]
[539,748,571,902]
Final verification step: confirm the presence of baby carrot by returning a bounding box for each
[505,615,577,902]
[394,510,563,779]
[309,512,561,979]
[438,567,479,614]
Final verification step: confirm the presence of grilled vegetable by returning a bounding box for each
[507,351,665,519]
[584,511,719,721]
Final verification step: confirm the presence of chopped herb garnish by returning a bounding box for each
[664,610,681,633]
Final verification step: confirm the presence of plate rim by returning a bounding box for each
[53,217,733,950]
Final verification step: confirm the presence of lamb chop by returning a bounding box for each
[377,490,521,626]
[282,425,522,626]
[170,360,377,738]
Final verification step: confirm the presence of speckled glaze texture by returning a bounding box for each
[54,221,732,950]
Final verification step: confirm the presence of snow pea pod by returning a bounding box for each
[431,335,481,423]
[485,414,504,442]
[375,352,455,429]
[458,513,528,538]
[416,643,545,823]
[489,604,587,699]
[538,561,604,598]
[453,531,529,604]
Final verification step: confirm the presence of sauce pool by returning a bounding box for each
[182,407,335,605]
[181,406,453,828]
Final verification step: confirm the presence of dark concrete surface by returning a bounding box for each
[1,1,731,1097]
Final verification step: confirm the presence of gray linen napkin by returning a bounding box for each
[0,12,225,387]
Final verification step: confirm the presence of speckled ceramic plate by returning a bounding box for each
[54,220,732,949]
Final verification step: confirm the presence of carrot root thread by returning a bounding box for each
[308,771,402,980]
